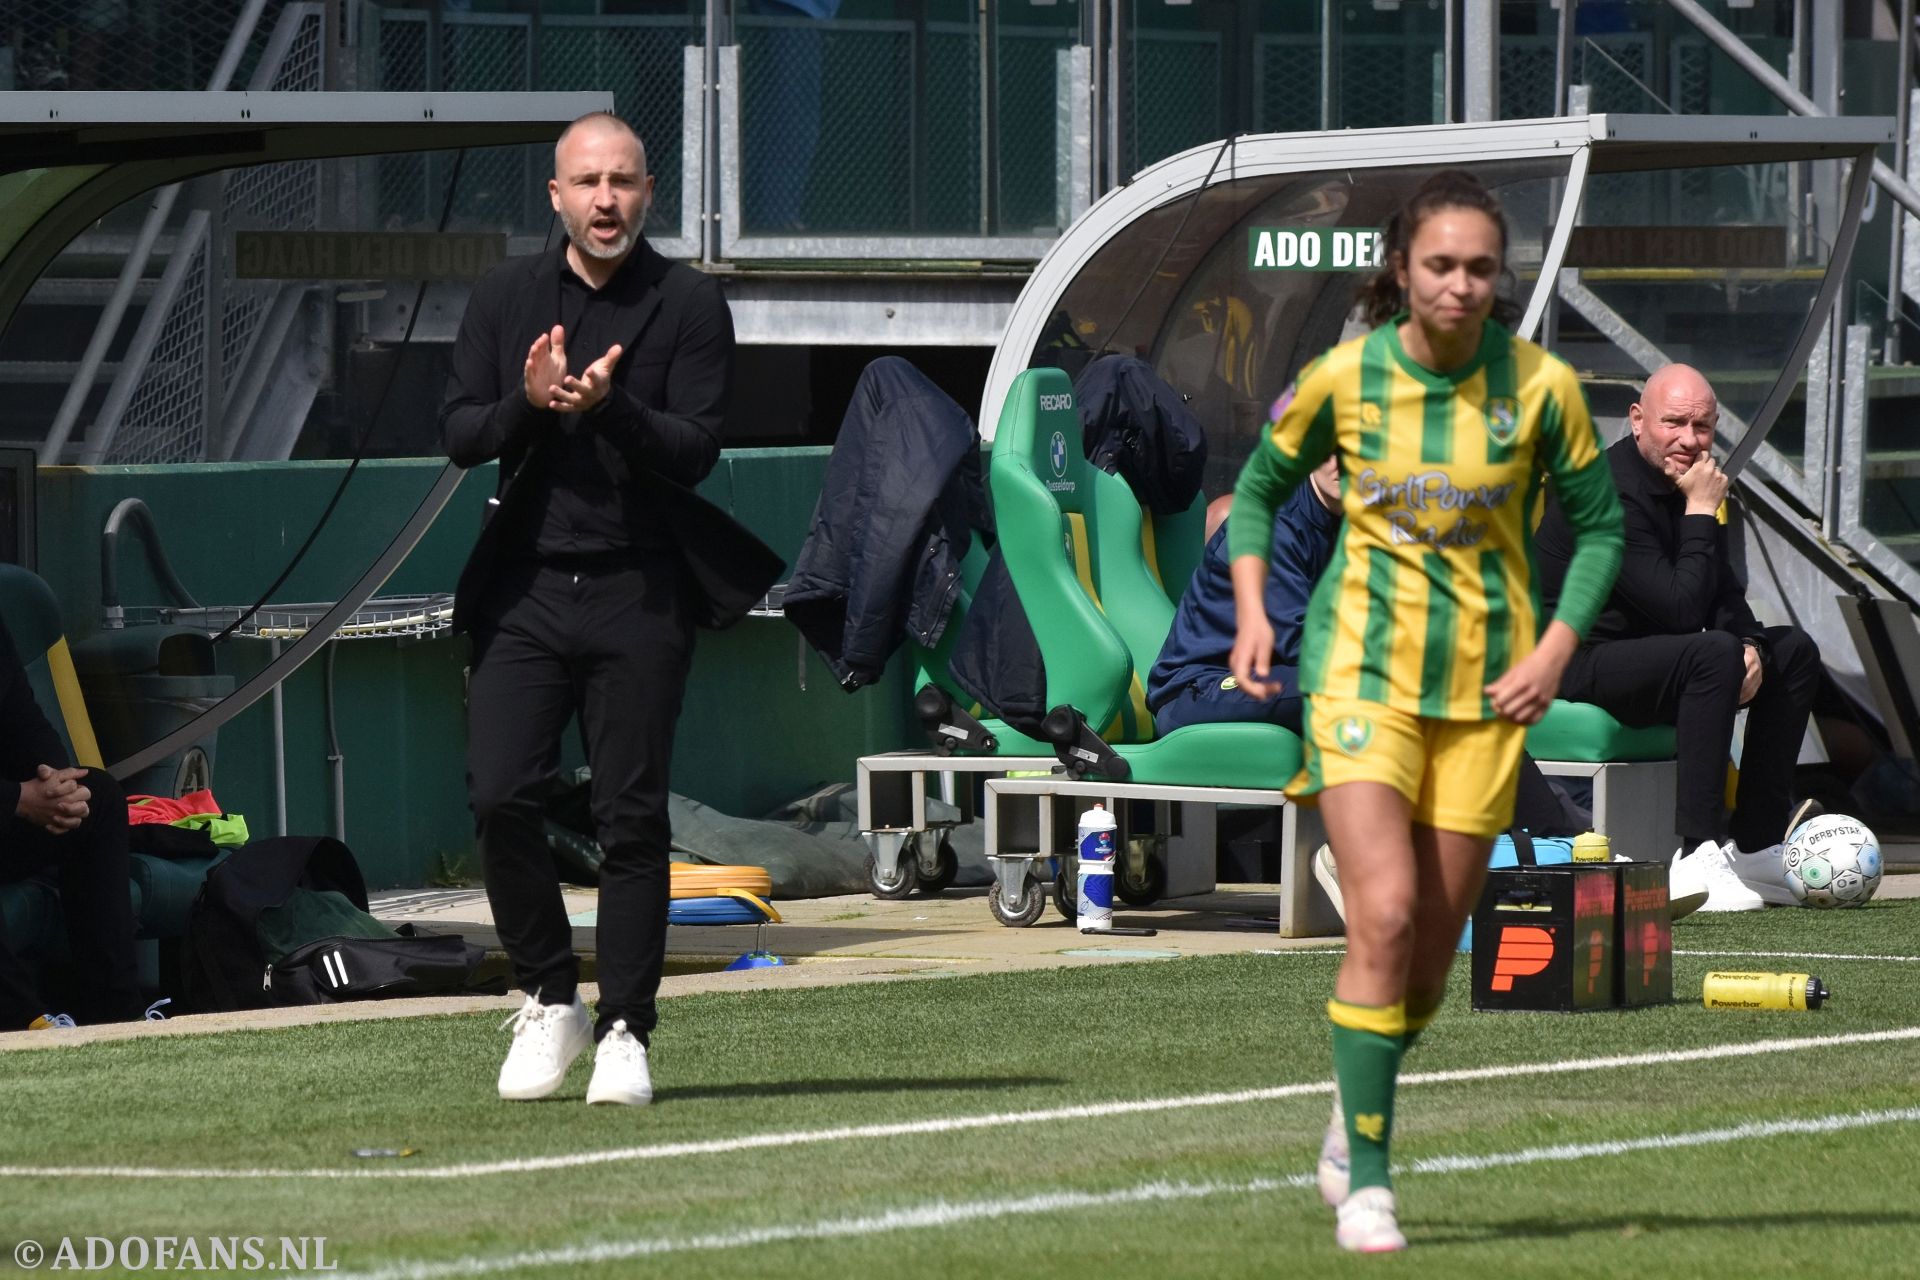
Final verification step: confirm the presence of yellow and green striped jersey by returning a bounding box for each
[1229,318,1623,721]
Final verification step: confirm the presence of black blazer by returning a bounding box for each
[1536,436,1767,656]
[439,240,781,633]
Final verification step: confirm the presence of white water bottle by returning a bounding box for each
[1076,802,1118,932]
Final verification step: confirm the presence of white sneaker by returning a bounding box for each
[586,1019,653,1106]
[1727,841,1798,907]
[1313,844,1346,923]
[1674,840,1765,913]
[1665,840,1715,920]
[497,992,591,1101]
[1335,1185,1407,1253]
[1318,1088,1350,1207]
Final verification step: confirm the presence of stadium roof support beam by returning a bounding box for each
[1462,0,1499,124]
[1669,0,1920,224]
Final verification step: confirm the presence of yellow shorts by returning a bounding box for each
[1291,695,1527,838]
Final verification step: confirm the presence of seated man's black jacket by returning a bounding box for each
[0,616,68,819]
[1536,436,1769,664]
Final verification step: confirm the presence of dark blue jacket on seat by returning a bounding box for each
[784,357,988,691]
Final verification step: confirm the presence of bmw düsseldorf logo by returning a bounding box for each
[1049,431,1068,477]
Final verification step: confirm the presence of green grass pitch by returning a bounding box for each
[4,899,1919,1278]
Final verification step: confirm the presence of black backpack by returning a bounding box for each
[185,836,505,1012]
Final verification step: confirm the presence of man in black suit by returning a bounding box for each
[1535,364,1821,913]
[441,112,774,1106]
[0,616,140,1030]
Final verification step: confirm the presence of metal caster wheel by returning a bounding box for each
[989,876,1047,927]
[1117,847,1166,907]
[918,837,959,895]
[1053,864,1078,921]
[865,846,919,900]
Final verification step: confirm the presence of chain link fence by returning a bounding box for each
[1128,30,1223,179]
[368,6,696,237]
[1255,37,1322,135]
[741,15,909,234]
[996,23,1075,233]
[104,2,326,464]
[0,0,264,91]
[737,11,1071,238]
[112,229,211,464]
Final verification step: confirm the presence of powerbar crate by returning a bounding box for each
[1471,861,1671,1011]
[1612,859,1672,1008]
[1471,863,1618,1012]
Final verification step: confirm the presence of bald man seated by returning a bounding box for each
[1534,363,1821,913]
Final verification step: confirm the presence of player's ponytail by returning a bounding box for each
[1356,169,1521,328]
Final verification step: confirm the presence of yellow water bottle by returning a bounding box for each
[1702,971,1830,1011]
[1571,831,1611,862]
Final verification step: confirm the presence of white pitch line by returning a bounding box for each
[1259,946,1920,965]
[1676,949,1920,963]
[294,1106,1920,1280]
[5,1025,1918,1183]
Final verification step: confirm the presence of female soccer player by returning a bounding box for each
[1226,170,1624,1252]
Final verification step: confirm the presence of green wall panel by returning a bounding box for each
[32,450,915,888]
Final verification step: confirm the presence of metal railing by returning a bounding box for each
[39,0,328,465]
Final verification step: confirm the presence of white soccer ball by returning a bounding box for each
[1783,814,1883,909]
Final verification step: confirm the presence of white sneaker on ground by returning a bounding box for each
[1335,1186,1407,1253]
[586,1019,654,1106]
[1665,840,1715,920]
[1313,844,1346,923]
[1318,1088,1349,1207]
[1674,839,1765,913]
[497,992,591,1101]
[1727,841,1798,907]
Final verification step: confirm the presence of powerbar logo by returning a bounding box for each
[1490,925,1555,991]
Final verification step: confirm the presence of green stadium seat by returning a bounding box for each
[1526,700,1680,862]
[1526,699,1677,762]
[989,366,1305,786]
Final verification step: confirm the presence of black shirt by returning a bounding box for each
[517,250,668,558]
[1536,435,1766,654]
[439,239,742,631]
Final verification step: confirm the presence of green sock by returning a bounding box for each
[1402,990,1444,1054]
[1328,999,1407,1193]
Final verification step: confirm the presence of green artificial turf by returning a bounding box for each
[3,897,1918,1278]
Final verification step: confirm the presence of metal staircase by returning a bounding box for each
[4,1,329,465]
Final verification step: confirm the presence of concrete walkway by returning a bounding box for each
[8,870,1916,1054]
[0,883,1316,1053]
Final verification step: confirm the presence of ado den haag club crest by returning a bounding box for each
[1334,715,1374,756]
[1484,396,1520,446]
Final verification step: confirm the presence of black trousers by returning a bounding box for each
[1151,663,1304,737]
[467,556,695,1044]
[1558,625,1821,851]
[0,768,140,1029]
